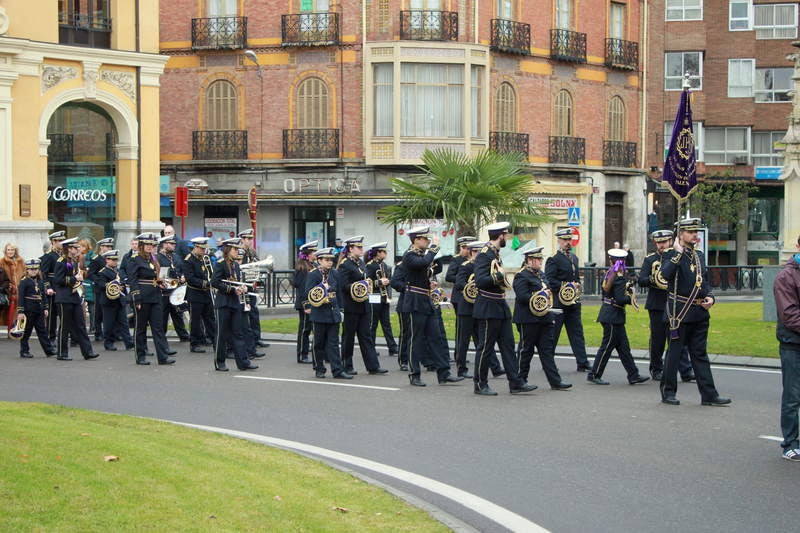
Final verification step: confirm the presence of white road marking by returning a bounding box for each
[758,435,784,442]
[171,422,549,533]
[234,375,401,391]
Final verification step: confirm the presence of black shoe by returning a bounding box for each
[20,353,33,359]
[146,351,155,357]
[315,371,326,378]
[136,359,151,366]
[701,396,732,406]
[662,396,680,405]
[104,345,117,351]
[190,346,206,353]
[346,369,358,375]
[125,345,135,351]
[577,364,592,372]
[492,369,506,377]
[474,383,498,396]
[510,383,538,394]
[158,358,176,365]
[587,375,610,385]
[57,355,73,361]
[238,362,258,370]
[651,370,664,381]
[46,352,56,358]
[256,340,270,348]
[179,337,190,342]
[629,375,650,385]
[334,372,354,380]
[250,352,266,359]
[681,373,697,383]
[399,363,409,371]
[166,349,178,356]
[409,376,426,387]
[84,353,100,360]
[297,357,312,364]
[368,368,389,375]
[215,363,229,372]
[551,382,573,390]
[458,370,473,379]
[439,375,464,384]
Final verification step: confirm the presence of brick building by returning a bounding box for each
[645,0,795,265]
[160,0,648,268]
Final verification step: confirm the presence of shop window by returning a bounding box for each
[748,197,780,237]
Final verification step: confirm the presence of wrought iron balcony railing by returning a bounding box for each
[47,134,74,163]
[603,140,637,168]
[283,129,340,159]
[549,136,585,165]
[192,130,248,160]
[489,131,530,157]
[550,29,587,63]
[400,11,458,41]
[490,19,531,55]
[58,13,112,48]
[191,17,248,50]
[605,38,639,70]
[282,12,340,46]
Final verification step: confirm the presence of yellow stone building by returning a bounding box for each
[0,1,167,258]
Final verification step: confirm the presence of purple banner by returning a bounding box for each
[662,89,697,200]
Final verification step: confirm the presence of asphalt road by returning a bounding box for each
[0,337,794,533]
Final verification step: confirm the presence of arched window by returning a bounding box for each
[205,80,238,130]
[553,89,573,136]
[494,82,517,132]
[297,77,329,129]
[607,96,625,140]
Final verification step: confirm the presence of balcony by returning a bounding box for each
[283,129,340,159]
[604,38,639,70]
[490,19,531,55]
[282,13,340,46]
[549,136,585,165]
[58,13,112,48]
[191,17,247,50]
[603,140,637,168]
[400,11,458,41]
[47,134,74,163]
[192,130,248,160]
[550,29,587,63]
[489,132,529,157]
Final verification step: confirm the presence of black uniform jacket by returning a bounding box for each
[544,250,581,309]
[454,259,475,317]
[512,267,552,324]
[53,257,82,305]
[128,254,161,305]
[211,259,245,310]
[119,250,135,283]
[397,247,436,315]
[637,251,669,311]
[390,261,406,309]
[87,254,106,288]
[597,274,631,325]
[658,246,714,324]
[17,276,47,314]
[39,250,60,291]
[338,257,371,314]
[473,244,510,320]
[293,264,312,311]
[184,253,213,304]
[304,267,342,324]
[365,259,392,304]
[446,255,467,307]
[94,266,124,307]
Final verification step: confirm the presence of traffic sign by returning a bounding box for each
[568,207,581,226]
[570,227,581,247]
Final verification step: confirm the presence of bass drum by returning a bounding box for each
[169,284,187,306]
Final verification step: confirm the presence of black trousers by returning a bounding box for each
[648,309,694,376]
[455,314,502,375]
[20,311,55,356]
[312,321,345,376]
[553,304,589,366]
[189,300,215,348]
[134,301,171,363]
[660,320,720,401]
[215,306,250,369]
[296,310,313,360]
[102,304,133,349]
[407,311,451,380]
[589,323,640,380]
[248,296,262,341]
[341,311,381,372]
[93,300,104,339]
[161,294,189,340]
[518,321,562,386]
[47,295,59,340]
[57,302,93,358]
[397,311,409,365]
[370,302,398,354]
[474,318,523,388]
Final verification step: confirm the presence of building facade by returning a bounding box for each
[645,0,795,265]
[160,0,648,268]
[0,1,167,259]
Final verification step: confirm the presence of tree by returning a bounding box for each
[377,148,552,238]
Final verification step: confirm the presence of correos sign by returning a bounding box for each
[48,187,108,202]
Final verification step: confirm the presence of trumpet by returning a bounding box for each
[377,262,388,299]
[219,279,260,298]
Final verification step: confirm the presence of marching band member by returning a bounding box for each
[586,249,649,386]
[211,237,258,372]
[157,235,190,342]
[184,237,216,353]
[94,249,134,352]
[39,230,66,341]
[389,257,409,371]
[304,247,350,379]
[128,232,175,366]
[446,236,476,364]
[658,218,731,406]
[337,236,387,375]
[87,237,114,342]
[545,228,592,371]
[472,222,533,395]
[293,241,318,364]
[53,238,99,361]
[365,242,398,357]
[239,229,269,354]
[512,247,571,390]
[15,259,56,358]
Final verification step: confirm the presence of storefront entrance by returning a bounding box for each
[292,206,336,258]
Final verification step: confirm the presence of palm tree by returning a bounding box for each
[377,148,551,237]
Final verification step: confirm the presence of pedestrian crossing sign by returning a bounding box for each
[568,207,580,227]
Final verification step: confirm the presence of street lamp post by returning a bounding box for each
[244,49,263,159]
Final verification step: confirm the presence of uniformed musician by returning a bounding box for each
[586,248,649,386]
[544,228,592,371]
[389,257,410,371]
[184,237,216,353]
[365,242,398,357]
[239,228,269,354]
[512,247,571,390]
[638,229,695,382]
[472,222,534,395]
[87,237,114,342]
[446,236,476,365]
[293,240,318,364]
[337,235,387,375]
[210,237,258,372]
[16,259,57,358]
[398,226,463,387]
[157,235,190,342]
[53,238,99,361]
[658,218,731,406]
[39,230,66,341]
[94,249,134,352]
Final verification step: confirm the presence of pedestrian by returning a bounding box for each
[774,233,800,461]
[1,241,25,335]
[15,259,57,358]
[293,240,317,364]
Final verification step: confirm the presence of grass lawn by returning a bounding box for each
[0,402,448,532]
[262,302,778,359]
